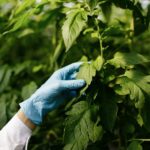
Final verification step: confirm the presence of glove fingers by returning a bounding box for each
[61,62,83,76]
[61,79,86,90]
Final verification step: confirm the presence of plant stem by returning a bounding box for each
[95,19,103,58]
[128,139,150,142]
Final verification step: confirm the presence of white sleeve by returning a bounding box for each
[0,114,32,150]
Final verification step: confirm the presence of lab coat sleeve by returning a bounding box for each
[0,114,32,150]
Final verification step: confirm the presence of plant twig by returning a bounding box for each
[128,138,150,142]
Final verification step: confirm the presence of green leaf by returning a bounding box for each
[146,5,150,27]
[14,0,35,15]
[93,56,104,71]
[141,99,150,131]
[14,61,31,75]
[76,62,96,95]
[137,113,144,127]
[127,141,143,150]
[64,101,103,150]
[108,52,149,68]
[0,97,7,128]
[123,123,135,134]
[21,81,37,99]
[18,28,34,38]
[115,76,145,109]
[88,0,98,10]
[62,9,87,51]
[8,95,18,118]
[133,8,147,36]
[2,0,48,34]
[132,0,139,5]
[32,65,43,73]
[77,63,96,85]
[0,65,7,83]
[0,66,12,93]
[100,100,118,132]
[124,70,150,95]
[65,62,97,110]
[3,9,36,34]
[101,2,112,22]
[113,0,134,9]
[102,26,125,37]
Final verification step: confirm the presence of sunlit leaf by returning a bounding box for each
[62,9,87,51]
[108,52,149,68]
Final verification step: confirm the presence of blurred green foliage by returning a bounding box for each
[0,0,150,149]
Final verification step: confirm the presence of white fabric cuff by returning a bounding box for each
[0,114,32,150]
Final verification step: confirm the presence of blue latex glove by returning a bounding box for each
[20,62,85,125]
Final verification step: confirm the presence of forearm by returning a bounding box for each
[17,110,36,130]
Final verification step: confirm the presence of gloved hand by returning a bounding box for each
[20,62,85,125]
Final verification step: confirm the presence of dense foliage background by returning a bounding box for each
[0,0,150,149]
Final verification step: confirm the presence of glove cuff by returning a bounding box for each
[19,97,43,125]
